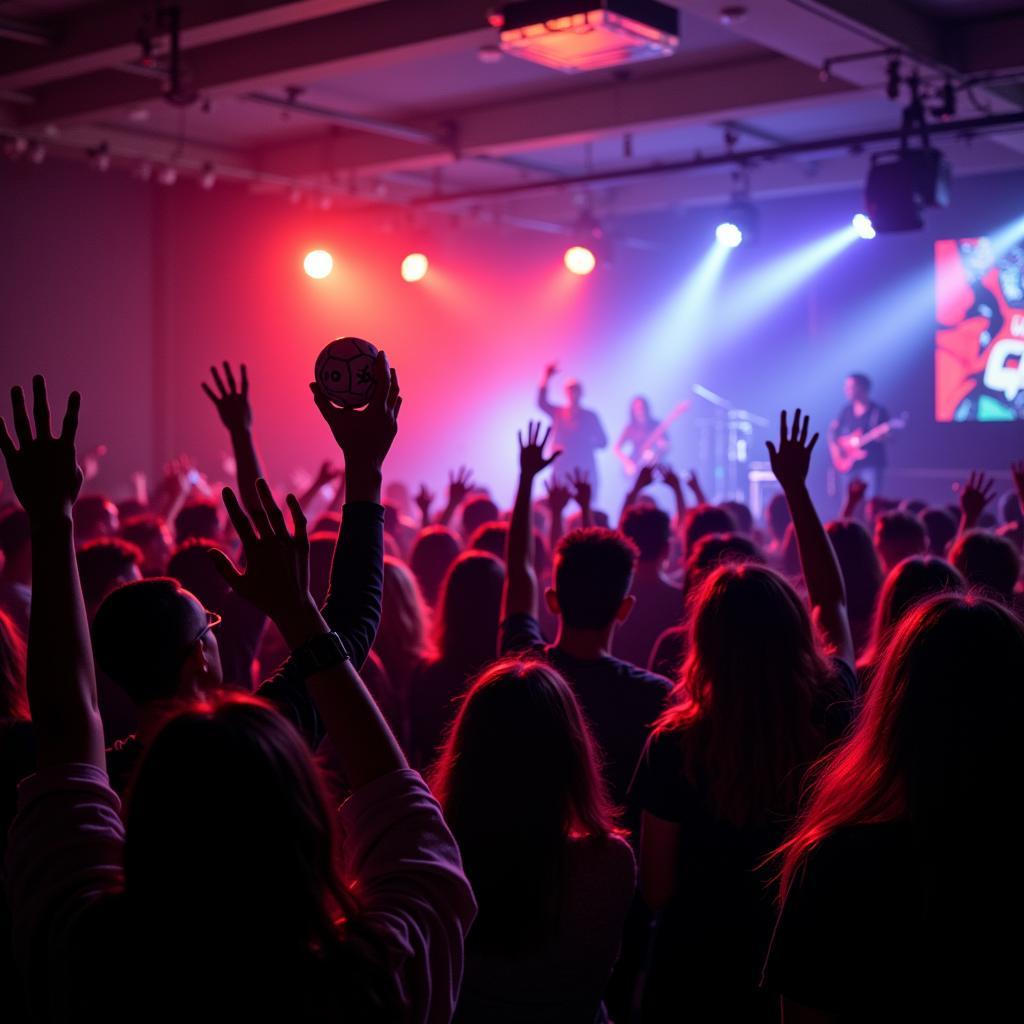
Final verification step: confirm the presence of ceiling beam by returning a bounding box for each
[251,53,855,178]
[12,0,495,128]
[0,1,371,92]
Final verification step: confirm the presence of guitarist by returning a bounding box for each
[614,396,670,478]
[829,373,891,499]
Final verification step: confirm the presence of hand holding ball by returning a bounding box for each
[314,337,379,407]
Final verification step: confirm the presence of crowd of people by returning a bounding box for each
[0,356,1022,1023]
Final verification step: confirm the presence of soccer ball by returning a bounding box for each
[314,337,379,407]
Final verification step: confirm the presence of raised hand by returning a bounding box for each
[202,361,252,434]
[312,459,343,491]
[686,469,707,505]
[210,479,312,634]
[82,443,107,482]
[569,467,592,510]
[447,466,475,507]
[767,409,819,492]
[847,478,868,505]
[545,475,571,514]
[634,464,656,492]
[957,470,996,527]
[310,351,401,486]
[415,483,435,522]
[542,362,559,383]
[658,464,682,492]
[518,420,561,479]
[0,376,83,521]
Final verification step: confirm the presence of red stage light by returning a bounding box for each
[303,250,333,279]
[564,245,597,275]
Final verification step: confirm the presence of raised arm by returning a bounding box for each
[840,478,867,520]
[658,464,687,534]
[202,361,265,520]
[437,466,473,528]
[619,464,655,527]
[767,409,854,665]
[956,470,996,537]
[297,459,343,514]
[503,421,561,621]
[545,474,571,554]
[211,480,406,790]
[537,362,559,417]
[310,350,401,668]
[0,377,103,770]
[414,484,435,530]
[570,467,593,529]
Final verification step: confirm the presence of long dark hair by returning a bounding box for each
[123,693,398,1016]
[825,519,883,651]
[433,550,505,671]
[858,557,965,686]
[659,564,833,828]
[431,657,618,952]
[778,594,1024,897]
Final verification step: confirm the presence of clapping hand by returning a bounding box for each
[518,420,561,479]
[0,376,83,522]
[766,409,819,491]
[202,361,252,435]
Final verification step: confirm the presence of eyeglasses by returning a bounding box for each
[190,609,222,648]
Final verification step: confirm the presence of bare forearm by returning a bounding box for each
[229,426,265,519]
[785,482,846,609]
[504,476,538,618]
[28,516,104,768]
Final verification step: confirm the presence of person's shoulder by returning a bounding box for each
[613,657,673,692]
[800,822,911,888]
[568,833,636,889]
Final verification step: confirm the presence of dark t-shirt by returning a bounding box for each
[832,401,890,468]
[500,612,671,830]
[629,661,856,1021]
[538,397,608,484]
[763,819,1019,1021]
[408,657,480,771]
[613,576,682,673]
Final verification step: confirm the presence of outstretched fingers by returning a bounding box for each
[286,494,307,549]
[31,375,52,439]
[223,361,237,395]
[11,386,32,447]
[256,478,287,538]
[208,547,243,588]
[222,486,258,548]
[60,390,81,443]
[209,365,228,400]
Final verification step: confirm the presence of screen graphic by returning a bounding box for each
[935,235,1024,422]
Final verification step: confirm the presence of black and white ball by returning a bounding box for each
[314,337,378,407]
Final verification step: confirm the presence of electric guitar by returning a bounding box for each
[829,413,908,474]
[618,400,692,477]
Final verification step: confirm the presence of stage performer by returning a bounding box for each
[538,363,608,502]
[614,396,670,479]
[828,373,891,500]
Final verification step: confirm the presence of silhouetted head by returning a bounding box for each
[78,538,143,618]
[682,532,765,605]
[167,538,230,612]
[780,594,1024,894]
[434,550,505,670]
[875,510,927,572]
[565,379,583,408]
[826,519,883,627]
[120,513,174,577]
[865,557,965,672]
[174,499,221,544]
[0,609,27,722]
[377,556,431,678]
[93,578,222,707]
[921,506,958,557]
[683,504,736,554]
[121,692,392,1013]
[621,504,671,565]
[720,500,754,535]
[949,529,1021,604]
[664,563,831,826]
[75,493,120,543]
[410,526,461,607]
[548,528,637,632]
[431,656,616,951]
[461,495,500,539]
